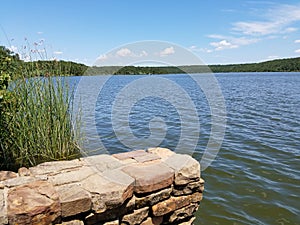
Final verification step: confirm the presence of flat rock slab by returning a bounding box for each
[113,150,147,160]
[7,180,61,225]
[81,173,134,213]
[152,192,202,216]
[29,159,83,176]
[0,171,17,181]
[81,154,123,172]
[164,154,200,185]
[147,147,175,161]
[55,184,91,217]
[122,163,174,194]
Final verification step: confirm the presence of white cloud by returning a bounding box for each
[295,49,300,53]
[189,46,213,53]
[37,31,43,34]
[53,51,63,55]
[97,54,108,61]
[116,48,132,57]
[295,40,300,43]
[160,46,175,56]
[232,3,300,36]
[210,40,238,51]
[208,34,260,50]
[267,55,279,60]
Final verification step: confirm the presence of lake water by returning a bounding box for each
[71,72,300,225]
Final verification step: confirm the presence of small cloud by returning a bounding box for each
[97,54,108,61]
[189,46,213,53]
[210,40,238,51]
[37,31,43,34]
[53,51,63,55]
[295,49,300,53]
[294,39,300,43]
[116,48,132,57]
[160,46,175,56]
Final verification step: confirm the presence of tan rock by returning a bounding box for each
[0,188,8,224]
[7,180,60,225]
[29,159,83,176]
[121,207,149,225]
[81,154,123,172]
[122,163,174,194]
[178,216,196,225]
[172,179,204,196]
[103,220,119,225]
[58,220,84,225]
[48,166,96,186]
[18,167,31,176]
[81,173,134,213]
[140,216,163,225]
[55,184,91,217]
[0,171,17,181]
[168,203,199,223]
[3,176,37,188]
[152,192,202,216]
[147,147,175,160]
[134,153,161,163]
[164,154,200,185]
[113,150,147,160]
[135,187,172,208]
[85,196,135,224]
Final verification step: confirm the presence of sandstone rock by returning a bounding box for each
[85,196,135,225]
[122,163,174,194]
[55,184,91,217]
[133,153,160,163]
[135,187,172,208]
[147,148,175,160]
[82,154,123,172]
[167,203,199,223]
[121,207,149,225]
[172,180,204,196]
[7,180,61,225]
[58,220,84,225]
[0,188,8,225]
[140,216,163,225]
[0,171,17,181]
[18,167,31,176]
[113,150,147,161]
[152,192,202,216]
[29,159,83,176]
[3,176,37,188]
[164,154,200,185]
[103,220,119,225]
[81,173,134,213]
[48,166,96,186]
[178,216,196,225]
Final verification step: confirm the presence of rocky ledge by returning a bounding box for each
[0,148,204,225]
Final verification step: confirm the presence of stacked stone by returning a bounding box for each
[0,148,204,225]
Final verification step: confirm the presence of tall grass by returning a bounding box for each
[0,61,81,171]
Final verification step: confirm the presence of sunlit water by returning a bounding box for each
[70,72,300,225]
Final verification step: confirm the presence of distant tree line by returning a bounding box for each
[1,46,300,78]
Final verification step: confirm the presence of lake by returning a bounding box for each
[71,72,300,225]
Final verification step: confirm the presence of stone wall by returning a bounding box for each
[0,148,204,225]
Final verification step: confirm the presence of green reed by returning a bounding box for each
[0,61,81,171]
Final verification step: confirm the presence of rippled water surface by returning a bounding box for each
[72,72,300,225]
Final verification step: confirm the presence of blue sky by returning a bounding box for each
[1,0,300,65]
